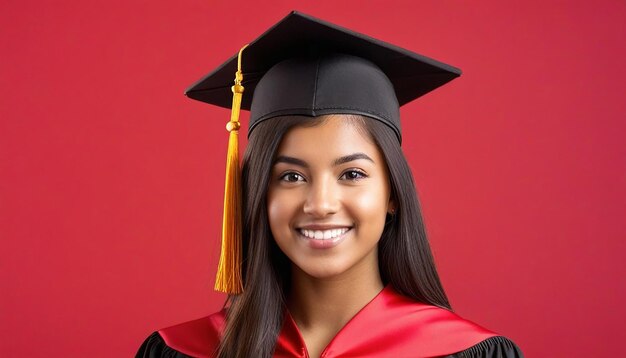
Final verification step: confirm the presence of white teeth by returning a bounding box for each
[300,228,349,240]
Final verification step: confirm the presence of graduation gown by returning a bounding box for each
[137,284,523,357]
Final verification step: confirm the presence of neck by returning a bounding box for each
[286,259,384,333]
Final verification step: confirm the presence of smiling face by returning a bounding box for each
[267,115,393,282]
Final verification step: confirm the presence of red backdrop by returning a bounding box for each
[1,1,624,356]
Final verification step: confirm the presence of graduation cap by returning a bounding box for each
[186,11,461,295]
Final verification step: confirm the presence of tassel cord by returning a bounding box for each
[215,44,248,294]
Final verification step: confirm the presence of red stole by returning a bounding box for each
[159,284,498,357]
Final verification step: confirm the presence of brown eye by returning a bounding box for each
[280,172,305,182]
[340,170,367,181]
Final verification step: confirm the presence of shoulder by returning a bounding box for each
[370,286,523,356]
[136,310,226,358]
[377,287,497,340]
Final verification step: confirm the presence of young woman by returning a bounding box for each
[137,11,523,358]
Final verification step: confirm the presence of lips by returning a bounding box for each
[296,226,352,249]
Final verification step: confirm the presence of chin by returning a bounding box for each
[295,261,351,280]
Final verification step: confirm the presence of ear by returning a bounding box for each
[387,199,397,215]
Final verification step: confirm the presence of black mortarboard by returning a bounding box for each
[187,11,461,295]
[185,10,461,143]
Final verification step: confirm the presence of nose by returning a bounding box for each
[303,177,340,218]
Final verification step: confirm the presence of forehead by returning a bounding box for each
[275,116,381,160]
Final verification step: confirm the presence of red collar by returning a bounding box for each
[159,284,498,357]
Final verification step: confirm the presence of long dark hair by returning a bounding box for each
[217,115,450,358]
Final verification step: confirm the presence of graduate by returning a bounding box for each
[137,11,524,358]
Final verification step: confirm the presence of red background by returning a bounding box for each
[1,1,624,357]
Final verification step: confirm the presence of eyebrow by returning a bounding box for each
[274,152,374,168]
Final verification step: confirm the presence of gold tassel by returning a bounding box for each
[215,44,248,294]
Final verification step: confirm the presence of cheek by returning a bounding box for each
[351,187,389,226]
[267,191,297,234]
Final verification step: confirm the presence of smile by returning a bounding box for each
[298,228,350,240]
[296,227,352,249]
